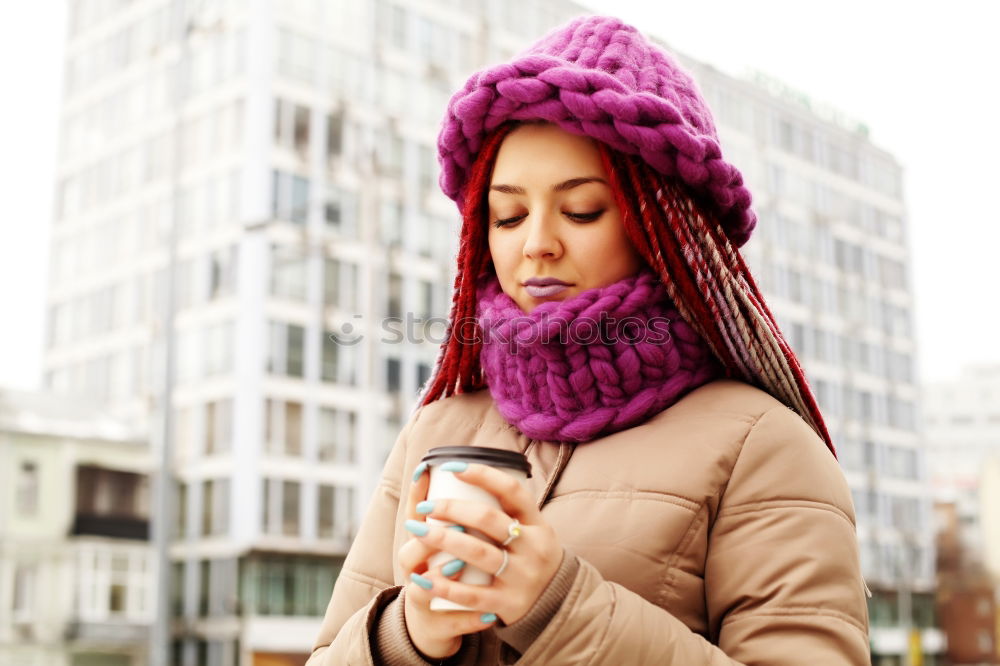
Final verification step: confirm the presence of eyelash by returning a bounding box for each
[492,210,605,228]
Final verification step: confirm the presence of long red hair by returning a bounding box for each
[420,123,834,456]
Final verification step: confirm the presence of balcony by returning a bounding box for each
[71,465,150,541]
[71,514,149,540]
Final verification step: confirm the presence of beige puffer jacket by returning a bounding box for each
[307,379,871,665]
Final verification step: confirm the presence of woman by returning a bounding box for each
[309,15,870,665]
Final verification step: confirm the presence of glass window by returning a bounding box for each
[282,481,300,536]
[323,258,340,308]
[386,357,401,392]
[318,407,356,463]
[202,480,214,536]
[291,175,309,224]
[285,402,302,456]
[318,484,335,539]
[326,110,342,161]
[12,565,35,621]
[16,461,39,516]
[208,245,237,299]
[268,322,306,377]
[293,104,310,154]
[271,244,307,301]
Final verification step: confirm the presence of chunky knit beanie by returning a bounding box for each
[437,14,756,247]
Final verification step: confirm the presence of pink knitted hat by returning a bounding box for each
[437,14,756,247]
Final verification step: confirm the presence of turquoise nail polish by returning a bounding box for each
[480,613,497,623]
[441,559,466,576]
[447,524,466,532]
[410,573,433,590]
[404,519,429,537]
[440,461,468,473]
[412,462,428,483]
[415,500,435,515]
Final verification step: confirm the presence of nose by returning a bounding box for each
[522,213,563,261]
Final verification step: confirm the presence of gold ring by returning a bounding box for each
[501,519,521,547]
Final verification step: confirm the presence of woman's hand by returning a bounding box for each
[404,462,563,626]
[397,463,498,660]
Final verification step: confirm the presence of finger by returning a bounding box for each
[421,570,505,616]
[406,520,507,577]
[406,460,432,520]
[441,463,540,524]
[398,535,438,576]
[415,497,515,546]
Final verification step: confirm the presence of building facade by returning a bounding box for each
[676,56,942,664]
[47,1,581,663]
[46,0,939,664]
[0,390,152,666]
[924,364,1000,663]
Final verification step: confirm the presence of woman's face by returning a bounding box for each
[487,123,644,313]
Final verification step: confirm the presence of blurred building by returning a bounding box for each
[924,364,1000,573]
[0,389,151,666]
[45,0,944,664]
[677,57,942,664]
[45,1,581,664]
[924,365,1000,663]
[935,500,1000,664]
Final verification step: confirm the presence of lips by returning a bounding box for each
[522,277,572,299]
[525,284,570,298]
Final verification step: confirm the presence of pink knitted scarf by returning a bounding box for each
[475,270,724,443]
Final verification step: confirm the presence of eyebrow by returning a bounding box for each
[489,177,608,195]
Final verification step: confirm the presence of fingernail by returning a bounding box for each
[415,500,435,515]
[480,613,497,623]
[441,559,466,576]
[441,461,468,473]
[447,524,466,532]
[404,519,429,537]
[412,461,428,482]
[410,573,433,590]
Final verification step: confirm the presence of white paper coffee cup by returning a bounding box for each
[419,446,531,612]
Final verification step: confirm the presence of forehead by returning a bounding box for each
[490,123,606,184]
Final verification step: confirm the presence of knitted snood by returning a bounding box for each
[475,270,723,442]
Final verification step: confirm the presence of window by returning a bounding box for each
[318,484,335,539]
[16,461,39,516]
[326,111,342,161]
[386,357,402,392]
[203,322,233,376]
[267,322,305,377]
[323,258,340,308]
[204,398,232,455]
[177,483,188,538]
[271,170,310,224]
[322,329,357,385]
[208,245,237,299]
[282,481,300,536]
[265,399,303,456]
[317,484,355,541]
[318,407,356,463]
[241,555,341,616]
[387,273,402,317]
[293,104,310,155]
[202,478,230,537]
[12,565,35,622]
[271,244,307,301]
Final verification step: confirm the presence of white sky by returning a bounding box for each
[1,1,997,391]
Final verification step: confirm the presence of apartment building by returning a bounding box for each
[675,58,942,664]
[0,389,152,666]
[46,1,581,663]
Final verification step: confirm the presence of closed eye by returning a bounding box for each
[566,210,605,222]
[491,209,605,228]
